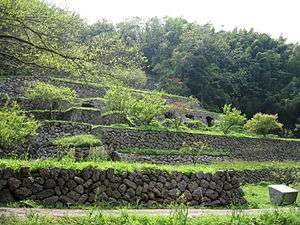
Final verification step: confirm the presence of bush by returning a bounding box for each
[52,134,102,148]
[104,86,135,114]
[184,119,208,130]
[129,92,170,125]
[0,102,40,149]
[104,86,170,126]
[244,113,283,136]
[215,104,247,134]
[25,81,78,110]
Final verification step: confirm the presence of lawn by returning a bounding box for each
[243,182,300,209]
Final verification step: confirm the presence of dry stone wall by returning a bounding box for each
[95,127,300,161]
[0,167,245,206]
[0,121,92,158]
[118,153,228,165]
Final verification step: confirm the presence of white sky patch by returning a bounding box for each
[45,0,300,43]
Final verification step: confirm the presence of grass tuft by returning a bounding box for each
[51,134,102,148]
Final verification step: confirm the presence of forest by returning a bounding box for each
[1,0,299,133]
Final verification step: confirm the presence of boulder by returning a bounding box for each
[268,184,298,205]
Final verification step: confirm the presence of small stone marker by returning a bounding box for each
[268,184,298,205]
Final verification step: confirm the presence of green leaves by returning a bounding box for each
[0,0,86,76]
[215,104,247,134]
[245,113,283,136]
[104,86,169,126]
[0,102,40,149]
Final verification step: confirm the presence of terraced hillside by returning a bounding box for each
[0,75,299,208]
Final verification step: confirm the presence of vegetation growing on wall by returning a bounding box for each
[52,134,102,148]
[0,102,40,149]
[25,81,78,110]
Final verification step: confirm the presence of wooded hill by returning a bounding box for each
[0,0,299,133]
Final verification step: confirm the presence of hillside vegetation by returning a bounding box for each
[1,0,299,135]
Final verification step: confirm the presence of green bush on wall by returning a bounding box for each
[25,81,78,110]
[0,102,40,149]
[52,134,102,148]
[245,113,283,136]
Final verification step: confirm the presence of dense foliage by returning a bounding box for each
[0,102,40,149]
[245,113,283,136]
[1,0,299,133]
[113,18,300,131]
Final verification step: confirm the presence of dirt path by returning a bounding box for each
[0,207,299,218]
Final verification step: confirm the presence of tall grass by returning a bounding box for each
[0,210,299,225]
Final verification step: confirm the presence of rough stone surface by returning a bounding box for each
[0,167,245,206]
[268,184,298,205]
[117,152,227,165]
[94,127,300,161]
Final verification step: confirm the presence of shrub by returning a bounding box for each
[129,92,170,125]
[184,119,208,130]
[103,85,135,114]
[215,104,247,134]
[0,102,40,149]
[244,113,283,136]
[104,86,170,126]
[52,134,102,148]
[25,81,78,110]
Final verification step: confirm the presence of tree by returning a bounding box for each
[244,113,283,136]
[216,104,247,134]
[129,92,170,126]
[0,0,86,76]
[104,86,169,126]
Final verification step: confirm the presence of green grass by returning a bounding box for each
[118,147,230,157]
[0,158,299,174]
[51,134,102,148]
[0,210,299,225]
[243,182,300,209]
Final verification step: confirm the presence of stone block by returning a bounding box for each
[268,184,298,205]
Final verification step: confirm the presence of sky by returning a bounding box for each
[46,0,300,43]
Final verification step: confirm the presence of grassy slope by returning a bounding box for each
[0,159,299,173]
